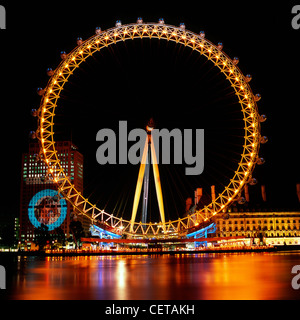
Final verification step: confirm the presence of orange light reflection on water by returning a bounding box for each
[7,252,300,300]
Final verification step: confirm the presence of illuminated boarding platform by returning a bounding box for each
[90,224,122,239]
[186,222,216,239]
[186,222,216,247]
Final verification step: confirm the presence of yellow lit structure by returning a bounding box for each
[215,211,300,245]
[35,20,264,238]
[130,121,166,232]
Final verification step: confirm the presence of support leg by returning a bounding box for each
[150,139,166,231]
[130,135,149,232]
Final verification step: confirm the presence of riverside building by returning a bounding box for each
[19,141,88,243]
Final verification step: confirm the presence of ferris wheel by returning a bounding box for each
[33,18,267,238]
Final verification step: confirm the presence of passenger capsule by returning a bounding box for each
[34,153,40,162]
[259,114,267,122]
[29,131,36,139]
[257,157,265,165]
[95,27,102,35]
[233,57,239,65]
[52,194,60,202]
[77,37,83,46]
[238,196,246,205]
[199,31,205,38]
[60,51,67,60]
[179,23,186,30]
[37,87,45,96]
[245,74,252,82]
[115,20,122,27]
[137,17,143,24]
[249,178,258,186]
[31,109,38,117]
[217,42,223,50]
[254,93,261,101]
[222,213,230,220]
[46,67,54,77]
[158,18,165,24]
[260,136,268,144]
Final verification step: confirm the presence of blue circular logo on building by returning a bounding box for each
[28,189,67,231]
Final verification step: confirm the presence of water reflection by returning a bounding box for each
[3,252,300,300]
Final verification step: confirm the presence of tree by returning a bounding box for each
[52,227,66,247]
[69,220,84,249]
[0,223,15,247]
[34,224,50,251]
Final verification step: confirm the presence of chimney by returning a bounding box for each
[297,183,300,202]
[194,188,203,205]
[211,185,216,202]
[261,185,267,202]
[186,197,193,212]
[244,184,250,202]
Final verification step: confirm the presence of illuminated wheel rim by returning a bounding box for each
[36,21,262,237]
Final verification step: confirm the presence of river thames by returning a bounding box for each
[1,251,300,300]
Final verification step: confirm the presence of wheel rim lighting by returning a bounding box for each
[37,22,261,237]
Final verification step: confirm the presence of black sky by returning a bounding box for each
[1,0,300,222]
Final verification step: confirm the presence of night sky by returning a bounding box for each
[1,1,300,223]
